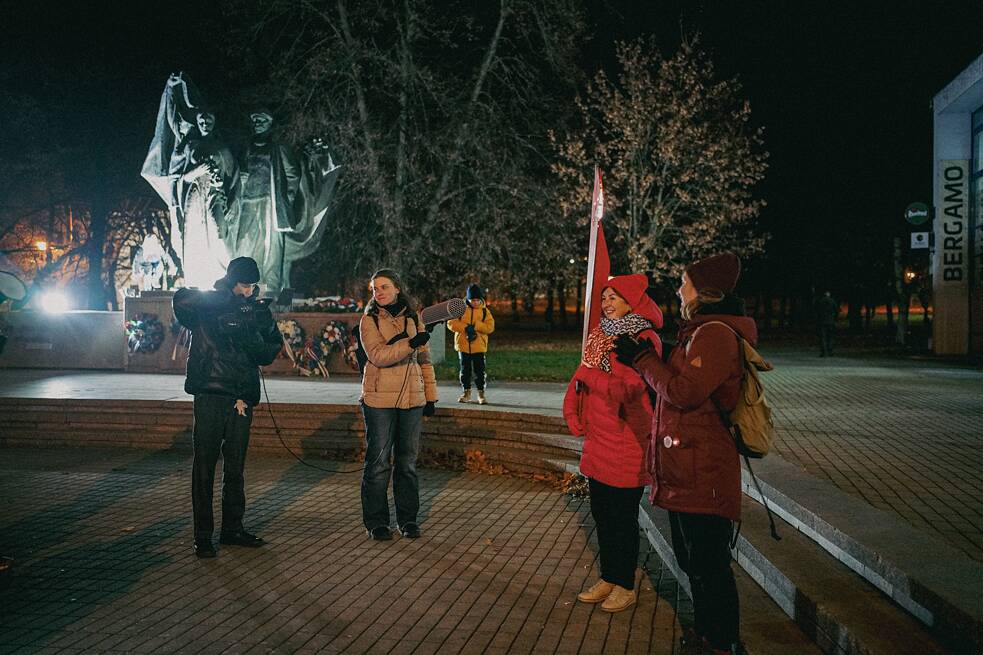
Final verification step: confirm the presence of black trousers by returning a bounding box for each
[668,510,740,650]
[589,478,644,590]
[192,394,253,541]
[459,352,486,390]
[819,325,835,356]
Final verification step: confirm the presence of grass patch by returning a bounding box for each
[436,326,581,382]
[435,316,581,382]
[435,348,580,382]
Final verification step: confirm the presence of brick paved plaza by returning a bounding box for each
[0,448,693,654]
[761,350,983,562]
[1,347,981,653]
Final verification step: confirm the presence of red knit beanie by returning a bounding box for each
[604,274,664,328]
[685,253,741,294]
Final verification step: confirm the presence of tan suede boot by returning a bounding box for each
[476,390,487,405]
[458,389,471,403]
[576,580,614,604]
[600,585,636,612]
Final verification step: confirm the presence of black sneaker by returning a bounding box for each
[368,526,393,541]
[219,530,264,548]
[194,540,217,558]
[399,523,422,539]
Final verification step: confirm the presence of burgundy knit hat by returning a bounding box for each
[604,274,664,328]
[685,253,741,294]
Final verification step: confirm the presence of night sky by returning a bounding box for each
[4,0,983,299]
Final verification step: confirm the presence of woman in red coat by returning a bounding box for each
[563,274,662,613]
[615,253,752,655]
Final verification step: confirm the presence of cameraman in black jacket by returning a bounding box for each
[173,257,283,558]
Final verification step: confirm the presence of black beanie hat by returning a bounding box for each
[223,257,261,285]
[466,284,484,301]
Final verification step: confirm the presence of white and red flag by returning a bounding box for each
[581,166,611,352]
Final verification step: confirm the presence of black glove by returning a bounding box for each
[409,331,431,348]
[422,401,436,416]
[465,325,477,342]
[613,334,653,366]
[425,321,441,334]
[253,304,275,330]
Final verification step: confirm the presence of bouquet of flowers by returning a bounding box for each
[293,296,364,313]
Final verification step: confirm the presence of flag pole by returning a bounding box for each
[581,166,605,352]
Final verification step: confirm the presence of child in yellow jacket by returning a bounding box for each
[447,284,495,404]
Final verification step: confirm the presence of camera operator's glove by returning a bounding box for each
[409,331,431,348]
[613,334,654,366]
[465,325,477,342]
[422,401,436,417]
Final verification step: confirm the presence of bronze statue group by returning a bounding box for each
[142,73,340,293]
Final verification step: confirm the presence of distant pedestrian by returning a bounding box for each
[615,252,751,655]
[815,291,838,357]
[172,257,283,558]
[359,269,438,541]
[447,284,495,405]
[563,274,663,613]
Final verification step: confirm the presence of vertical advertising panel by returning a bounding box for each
[937,160,969,285]
[933,160,970,354]
[973,176,983,352]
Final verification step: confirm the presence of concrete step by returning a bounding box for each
[737,495,947,655]
[638,501,825,655]
[0,398,579,476]
[639,497,949,655]
[745,455,983,654]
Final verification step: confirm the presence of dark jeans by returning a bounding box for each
[459,352,486,391]
[819,325,835,356]
[361,403,423,530]
[192,394,253,541]
[668,511,740,650]
[589,478,644,589]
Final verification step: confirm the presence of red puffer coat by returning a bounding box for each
[563,328,661,488]
[633,314,757,521]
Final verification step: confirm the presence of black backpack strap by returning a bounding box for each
[744,455,782,541]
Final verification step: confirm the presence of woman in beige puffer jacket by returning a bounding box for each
[359,269,438,541]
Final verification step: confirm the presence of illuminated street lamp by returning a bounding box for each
[35,241,47,252]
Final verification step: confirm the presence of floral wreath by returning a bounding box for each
[297,337,329,378]
[126,313,165,354]
[276,319,305,364]
[318,320,349,354]
[343,333,360,371]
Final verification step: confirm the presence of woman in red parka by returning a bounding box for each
[563,274,663,613]
[615,253,753,655]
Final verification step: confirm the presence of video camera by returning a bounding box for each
[216,297,275,339]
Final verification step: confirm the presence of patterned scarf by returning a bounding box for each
[583,313,653,372]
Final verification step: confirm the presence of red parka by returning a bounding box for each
[633,314,757,521]
[563,328,661,488]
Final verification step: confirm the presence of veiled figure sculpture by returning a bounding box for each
[142,74,340,293]
[141,73,236,288]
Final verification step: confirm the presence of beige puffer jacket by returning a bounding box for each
[359,306,439,409]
